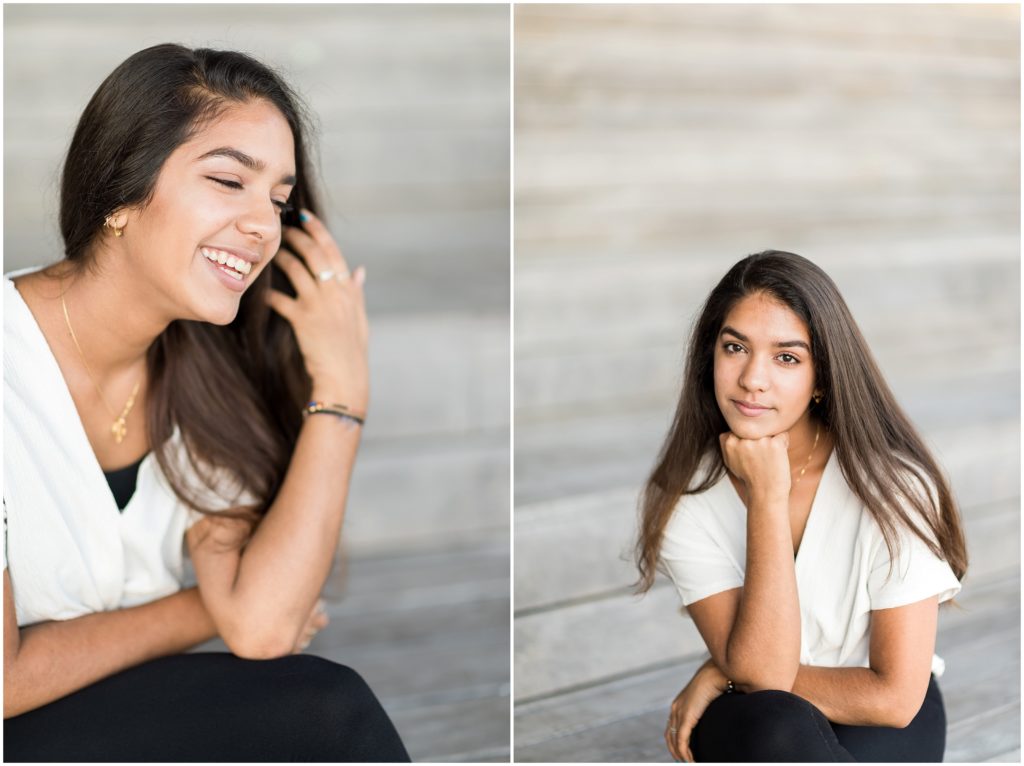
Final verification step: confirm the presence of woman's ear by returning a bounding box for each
[103,210,129,237]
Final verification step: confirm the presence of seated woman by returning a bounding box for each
[4,43,409,762]
[635,251,967,762]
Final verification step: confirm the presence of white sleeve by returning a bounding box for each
[2,498,6,571]
[867,472,962,611]
[162,429,259,531]
[660,500,743,607]
[183,468,260,531]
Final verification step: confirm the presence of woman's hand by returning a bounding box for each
[719,431,791,501]
[266,209,370,412]
[292,598,330,654]
[665,659,730,762]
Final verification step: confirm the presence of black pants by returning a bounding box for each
[691,673,945,762]
[4,652,411,762]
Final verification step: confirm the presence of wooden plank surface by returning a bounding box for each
[194,540,510,762]
[515,4,1018,263]
[3,5,511,570]
[515,418,1018,615]
[4,5,510,318]
[515,571,1019,762]
[515,373,1018,505]
[514,239,1018,353]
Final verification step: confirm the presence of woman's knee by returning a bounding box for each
[259,655,409,760]
[268,655,380,713]
[702,690,842,761]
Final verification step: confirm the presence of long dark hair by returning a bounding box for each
[635,250,968,593]
[58,43,320,534]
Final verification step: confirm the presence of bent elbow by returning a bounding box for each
[873,675,928,729]
[4,669,32,719]
[737,672,796,694]
[724,656,798,693]
[878,708,915,729]
[890,713,915,730]
[743,678,794,693]
[884,697,924,729]
[223,627,295,661]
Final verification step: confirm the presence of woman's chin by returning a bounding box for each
[208,307,239,326]
[723,418,778,440]
[190,298,239,326]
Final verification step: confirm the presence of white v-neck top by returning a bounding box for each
[3,266,254,627]
[659,448,962,677]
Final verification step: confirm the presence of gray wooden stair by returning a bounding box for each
[195,540,510,762]
[514,4,1018,761]
[515,571,1019,763]
[5,6,511,761]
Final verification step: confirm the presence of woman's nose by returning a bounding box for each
[738,356,770,392]
[237,198,279,243]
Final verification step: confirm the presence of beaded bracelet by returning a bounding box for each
[303,400,366,427]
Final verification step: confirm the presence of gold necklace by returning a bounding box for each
[791,424,821,488]
[60,278,141,444]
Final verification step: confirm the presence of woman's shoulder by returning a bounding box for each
[666,453,734,526]
[5,263,54,288]
[4,265,59,327]
[842,450,945,547]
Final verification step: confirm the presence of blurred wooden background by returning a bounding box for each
[514,4,1019,762]
[4,5,509,761]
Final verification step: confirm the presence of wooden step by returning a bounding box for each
[516,318,1017,421]
[514,237,1017,351]
[516,378,1018,503]
[515,571,1019,762]
[346,429,508,554]
[193,540,510,762]
[514,484,1017,700]
[516,418,1018,611]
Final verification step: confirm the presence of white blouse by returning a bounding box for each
[659,448,962,677]
[3,267,253,627]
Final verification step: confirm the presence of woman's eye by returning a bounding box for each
[208,177,243,190]
[208,177,293,217]
[778,353,799,365]
[723,342,744,354]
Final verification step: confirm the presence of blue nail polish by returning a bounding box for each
[299,210,310,222]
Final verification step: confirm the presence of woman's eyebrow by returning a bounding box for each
[197,146,296,185]
[720,326,810,352]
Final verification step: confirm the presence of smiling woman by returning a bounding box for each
[636,251,968,762]
[3,44,407,761]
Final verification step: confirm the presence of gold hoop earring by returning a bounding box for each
[104,215,124,238]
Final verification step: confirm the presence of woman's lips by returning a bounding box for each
[202,252,247,293]
[733,400,773,417]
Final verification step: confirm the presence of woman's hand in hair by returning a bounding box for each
[665,658,729,762]
[267,210,370,412]
[719,431,791,501]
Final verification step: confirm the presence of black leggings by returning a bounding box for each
[4,653,411,762]
[691,673,946,762]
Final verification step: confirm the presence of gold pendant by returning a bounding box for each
[111,417,127,444]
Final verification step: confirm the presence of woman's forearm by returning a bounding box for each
[701,657,909,728]
[4,586,216,718]
[225,408,360,650]
[791,665,912,728]
[726,492,801,691]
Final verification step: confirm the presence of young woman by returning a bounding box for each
[635,251,967,762]
[4,44,409,761]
